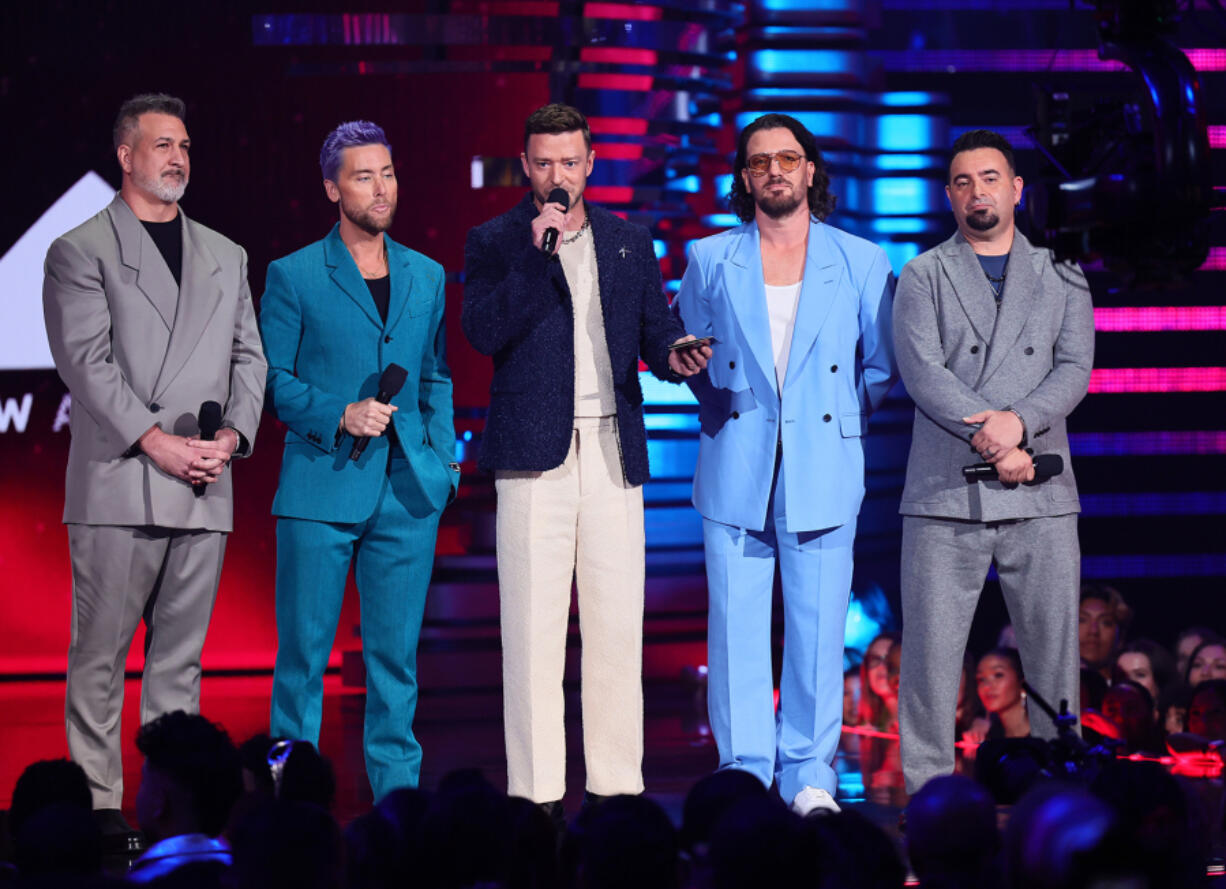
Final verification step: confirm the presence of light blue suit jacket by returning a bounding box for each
[259,225,458,523]
[675,219,897,533]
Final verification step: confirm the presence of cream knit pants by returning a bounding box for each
[495,416,646,803]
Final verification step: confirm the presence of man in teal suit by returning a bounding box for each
[675,114,897,815]
[258,121,458,800]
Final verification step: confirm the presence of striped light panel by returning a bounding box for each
[875,49,1226,72]
[1070,431,1226,456]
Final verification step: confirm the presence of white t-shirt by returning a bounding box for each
[765,281,802,389]
[558,230,616,417]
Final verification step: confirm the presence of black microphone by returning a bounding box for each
[350,363,408,462]
[962,453,1064,482]
[540,187,570,256]
[194,400,222,498]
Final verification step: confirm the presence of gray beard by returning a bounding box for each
[136,169,187,203]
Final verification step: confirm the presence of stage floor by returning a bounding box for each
[1,674,888,828]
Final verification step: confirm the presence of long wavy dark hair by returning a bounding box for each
[728,113,836,223]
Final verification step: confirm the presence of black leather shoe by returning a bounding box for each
[580,791,610,813]
[94,808,146,858]
[539,799,566,835]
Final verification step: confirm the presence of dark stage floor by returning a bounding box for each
[0,674,895,833]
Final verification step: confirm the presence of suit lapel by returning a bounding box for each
[589,206,621,342]
[324,226,383,330]
[783,221,840,391]
[981,231,1040,383]
[383,237,414,333]
[153,213,223,398]
[110,196,177,330]
[727,224,778,398]
[938,233,997,346]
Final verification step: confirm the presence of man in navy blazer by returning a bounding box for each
[675,114,897,816]
[463,104,708,817]
[259,121,458,800]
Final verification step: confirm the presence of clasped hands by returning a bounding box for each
[963,409,1034,484]
[140,425,240,485]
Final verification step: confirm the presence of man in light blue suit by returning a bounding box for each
[675,114,897,815]
[258,121,458,800]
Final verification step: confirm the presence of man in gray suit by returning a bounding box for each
[894,130,1094,794]
[42,93,267,825]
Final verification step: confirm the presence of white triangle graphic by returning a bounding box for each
[0,172,115,370]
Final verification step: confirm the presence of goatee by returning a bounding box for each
[344,204,396,235]
[757,186,806,220]
[137,169,187,203]
[966,209,999,232]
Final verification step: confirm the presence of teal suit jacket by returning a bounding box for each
[259,225,458,522]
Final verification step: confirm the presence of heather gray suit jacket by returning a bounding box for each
[893,230,1094,522]
[43,195,267,531]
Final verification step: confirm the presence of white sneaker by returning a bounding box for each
[791,786,841,816]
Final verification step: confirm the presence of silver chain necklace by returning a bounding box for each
[560,214,591,245]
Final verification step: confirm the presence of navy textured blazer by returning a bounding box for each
[462,194,683,486]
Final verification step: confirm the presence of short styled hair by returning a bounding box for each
[136,711,242,837]
[949,129,1016,180]
[729,113,836,223]
[523,103,591,154]
[320,120,392,183]
[113,93,186,150]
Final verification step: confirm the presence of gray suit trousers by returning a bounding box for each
[898,513,1080,794]
[66,524,226,808]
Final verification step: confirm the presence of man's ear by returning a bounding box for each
[117,144,132,175]
[323,180,340,204]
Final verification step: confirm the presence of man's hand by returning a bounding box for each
[344,398,397,438]
[186,427,240,484]
[964,409,1024,463]
[530,197,568,255]
[994,447,1036,484]
[668,336,712,377]
[140,426,208,483]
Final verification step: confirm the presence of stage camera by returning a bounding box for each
[1024,0,1213,283]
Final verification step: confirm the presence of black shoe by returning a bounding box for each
[94,808,146,857]
[539,800,566,835]
[580,791,610,813]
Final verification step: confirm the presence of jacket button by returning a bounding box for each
[970,345,980,354]
[385,335,392,343]
[830,365,838,373]
[729,360,736,369]
[731,411,740,419]
[149,402,161,413]
[823,413,832,422]
[1024,346,1034,355]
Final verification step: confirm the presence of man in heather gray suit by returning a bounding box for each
[43,93,266,823]
[894,130,1094,794]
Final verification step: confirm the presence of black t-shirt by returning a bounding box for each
[365,274,391,324]
[141,216,183,287]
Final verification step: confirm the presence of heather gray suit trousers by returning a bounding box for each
[65,524,226,808]
[898,513,1081,794]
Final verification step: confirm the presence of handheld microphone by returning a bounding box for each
[540,187,570,256]
[350,363,408,462]
[194,401,222,498]
[962,452,1064,482]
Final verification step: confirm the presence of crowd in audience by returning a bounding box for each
[4,581,1226,888]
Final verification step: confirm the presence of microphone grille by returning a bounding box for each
[1034,453,1064,476]
[198,401,223,436]
[379,363,409,396]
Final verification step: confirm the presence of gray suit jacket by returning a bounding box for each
[893,230,1094,522]
[43,195,267,531]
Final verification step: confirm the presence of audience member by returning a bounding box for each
[11,803,103,884]
[506,796,561,889]
[1112,638,1176,705]
[421,769,513,889]
[1001,783,1133,889]
[905,775,998,889]
[963,648,1030,747]
[7,759,93,846]
[564,795,679,889]
[841,667,860,727]
[1186,638,1226,688]
[1174,625,1221,679]
[858,633,900,731]
[953,650,984,740]
[1100,680,1160,752]
[1078,584,1131,681]
[128,711,241,884]
[804,808,907,889]
[230,798,341,889]
[705,796,805,889]
[1090,760,1207,889]
[679,769,768,864]
[1186,678,1226,741]
[1158,682,1194,738]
